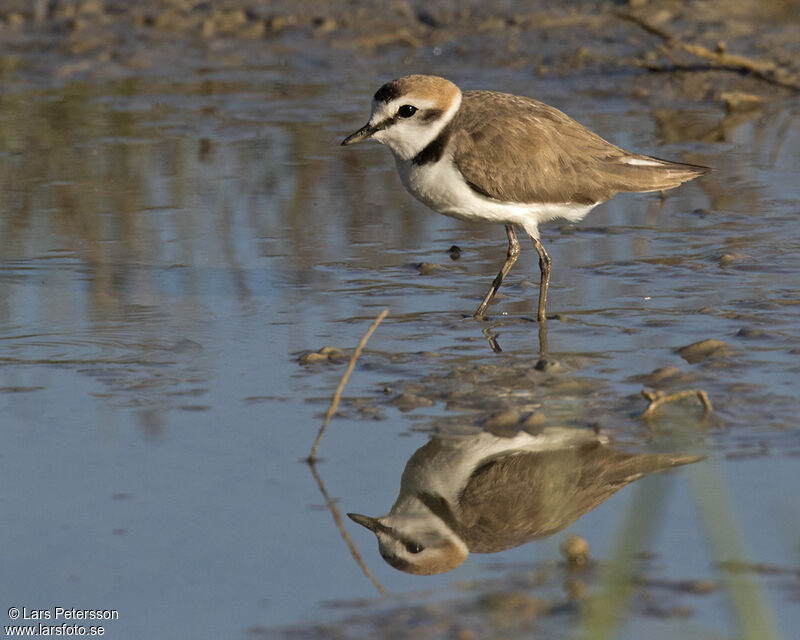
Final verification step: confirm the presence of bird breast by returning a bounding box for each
[394,154,595,237]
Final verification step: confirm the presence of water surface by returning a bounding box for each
[1,18,799,640]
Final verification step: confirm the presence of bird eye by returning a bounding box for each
[405,542,424,554]
[397,105,418,118]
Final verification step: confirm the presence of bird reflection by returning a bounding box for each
[349,428,702,575]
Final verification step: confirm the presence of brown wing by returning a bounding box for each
[456,443,702,553]
[452,91,709,205]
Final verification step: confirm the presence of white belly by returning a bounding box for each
[395,156,596,239]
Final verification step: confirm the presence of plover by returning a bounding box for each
[342,75,710,321]
[348,429,702,575]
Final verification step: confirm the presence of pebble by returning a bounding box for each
[534,357,560,372]
[298,351,328,365]
[267,15,298,32]
[680,579,718,594]
[318,346,347,362]
[298,346,348,365]
[718,252,748,267]
[675,338,728,364]
[521,411,546,433]
[735,327,769,339]
[483,409,521,435]
[545,378,603,395]
[720,91,764,113]
[413,262,444,275]
[390,392,434,412]
[631,365,684,387]
[477,591,544,618]
[560,535,590,568]
[7,13,25,27]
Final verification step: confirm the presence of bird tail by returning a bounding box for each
[605,153,711,194]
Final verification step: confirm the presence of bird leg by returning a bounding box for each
[474,224,520,319]
[531,237,551,323]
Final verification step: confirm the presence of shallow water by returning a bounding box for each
[1,20,799,640]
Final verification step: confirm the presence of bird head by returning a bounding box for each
[341,75,461,161]
[347,511,468,575]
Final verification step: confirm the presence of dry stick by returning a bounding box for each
[617,12,800,91]
[640,388,713,419]
[307,307,389,462]
[307,460,387,596]
[305,308,390,596]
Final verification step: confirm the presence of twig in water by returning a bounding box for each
[640,388,712,419]
[617,12,800,91]
[307,308,389,462]
[307,460,387,596]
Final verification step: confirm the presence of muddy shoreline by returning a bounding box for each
[2,0,799,104]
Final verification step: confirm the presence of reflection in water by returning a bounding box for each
[480,317,549,355]
[349,428,701,575]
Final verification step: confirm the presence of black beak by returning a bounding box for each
[341,122,377,146]
[347,513,392,534]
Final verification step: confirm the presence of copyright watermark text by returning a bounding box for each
[5,607,118,636]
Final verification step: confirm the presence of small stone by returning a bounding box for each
[573,45,589,66]
[478,591,544,617]
[358,406,384,420]
[7,13,25,27]
[415,8,440,28]
[78,0,104,15]
[298,347,347,365]
[546,378,602,395]
[718,252,748,267]
[390,392,434,412]
[201,17,215,37]
[313,17,337,35]
[298,352,328,365]
[534,358,559,372]
[483,410,521,435]
[155,10,186,31]
[522,411,546,434]
[736,327,769,339]
[414,262,443,275]
[675,339,728,364]
[645,604,693,619]
[561,535,590,568]
[215,9,247,33]
[682,579,718,594]
[240,20,266,38]
[319,346,347,362]
[267,15,298,32]
[633,366,683,386]
[721,91,764,114]
[448,245,462,260]
[478,16,506,31]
